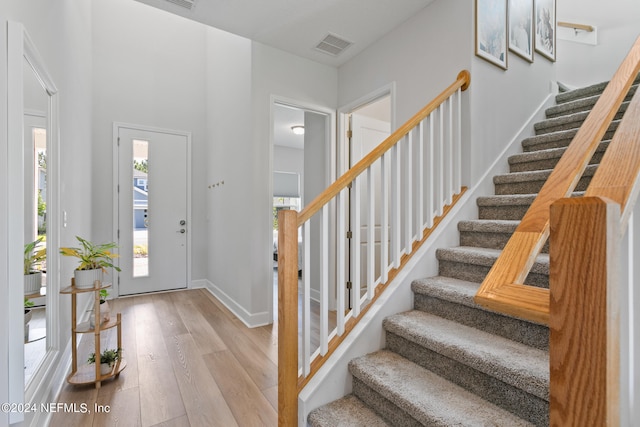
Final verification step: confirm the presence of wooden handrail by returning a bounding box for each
[584,87,640,222]
[297,70,470,226]
[474,35,640,325]
[558,21,595,33]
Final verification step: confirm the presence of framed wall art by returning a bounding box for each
[535,0,556,61]
[475,0,508,69]
[509,0,534,62]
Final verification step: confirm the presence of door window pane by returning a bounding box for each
[133,139,149,277]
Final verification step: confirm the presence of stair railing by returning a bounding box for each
[278,70,471,426]
[548,84,640,424]
[474,35,640,424]
[474,35,640,324]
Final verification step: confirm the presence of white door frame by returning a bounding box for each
[112,122,192,297]
[269,95,336,319]
[337,83,396,177]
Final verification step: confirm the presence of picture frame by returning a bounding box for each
[475,0,508,70]
[534,0,556,61]
[509,0,534,62]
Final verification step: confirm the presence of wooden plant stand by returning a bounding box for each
[60,278,126,388]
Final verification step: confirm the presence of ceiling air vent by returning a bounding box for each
[315,33,353,56]
[164,0,196,10]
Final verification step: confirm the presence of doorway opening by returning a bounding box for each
[270,100,335,332]
[341,90,392,309]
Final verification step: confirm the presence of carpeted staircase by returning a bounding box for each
[307,79,638,427]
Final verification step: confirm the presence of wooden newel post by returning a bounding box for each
[278,209,299,426]
[549,197,621,426]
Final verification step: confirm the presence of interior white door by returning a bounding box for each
[117,126,188,295]
[350,113,390,289]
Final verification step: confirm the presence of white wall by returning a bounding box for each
[556,0,640,87]
[340,0,555,186]
[206,37,337,325]
[1,1,93,425]
[91,0,208,281]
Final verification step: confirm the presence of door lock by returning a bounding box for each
[179,220,186,226]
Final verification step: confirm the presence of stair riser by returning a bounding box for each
[438,259,549,288]
[509,149,603,173]
[495,173,591,195]
[522,124,618,152]
[478,204,531,221]
[413,292,549,350]
[386,333,549,426]
[460,230,549,253]
[352,377,422,427]
[535,106,627,135]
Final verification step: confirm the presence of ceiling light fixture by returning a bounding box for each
[291,125,305,135]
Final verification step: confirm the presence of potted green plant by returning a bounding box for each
[24,237,46,294]
[87,348,122,376]
[24,297,34,342]
[60,236,121,288]
[89,289,111,328]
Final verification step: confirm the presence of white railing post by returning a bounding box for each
[367,166,375,300]
[381,152,389,284]
[405,132,413,255]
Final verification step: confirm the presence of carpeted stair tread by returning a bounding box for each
[437,246,549,287]
[412,275,481,308]
[521,120,619,152]
[308,394,390,427]
[494,163,597,185]
[383,310,549,400]
[546,84,637,118]
[349,350,534,426]
[534,101,628,135]
[493,164,597,195]
[555,74,640,104]
[459,219,519,233]
[508,141,608,172]
[459,219,550,252]
[555,80,609,104]
[437,246,548,273]
[411,276,549,350]
[477,192,585,221]
[477,192,584,208]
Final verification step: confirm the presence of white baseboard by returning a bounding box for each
[201,279,272,328]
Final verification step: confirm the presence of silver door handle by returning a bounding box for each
[177,229,186,234]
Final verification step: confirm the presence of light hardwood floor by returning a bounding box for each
[50,289,279,427]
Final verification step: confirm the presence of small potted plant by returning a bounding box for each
[89,289,111,328]
[24,297,34,342]
[24,237,46,294]
[60,236,121,288]
[87,348,122,376]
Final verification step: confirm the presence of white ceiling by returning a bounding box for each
[134,0,436,67]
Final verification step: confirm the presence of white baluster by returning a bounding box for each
[381,152,389,284]
[456,88,462,192]
[447,95,454,204]
[417,120,424,237]
[367,166,375,300]
[336,189,346,335]
[391,144,401,268]
[405,132,413,254]
[303,222,311,376]
[320,205,328,355]
[352,176,361,317]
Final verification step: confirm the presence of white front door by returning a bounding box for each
[116,125,189,295]
[349,113,390,290]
